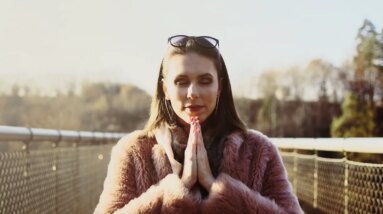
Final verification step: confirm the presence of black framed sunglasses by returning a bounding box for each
[168,35,219,49]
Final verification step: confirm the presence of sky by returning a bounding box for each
[0,0,382,97]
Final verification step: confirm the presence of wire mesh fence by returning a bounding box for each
[281,152,383,214]
[1,126,383,213]
[0,126,121,214]
[0,141,114,214]
[347,161,383,213]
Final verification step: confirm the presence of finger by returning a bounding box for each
[184,138,196,161]
[190,116,197,126]
[182,142,196,179]
[185,117,197,161]
[194,120,204,148]
[189,117,197,137]
[194,122,208,169]
[190,116,195,122]
[187,118,197,147]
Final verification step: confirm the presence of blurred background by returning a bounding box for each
[1,1,383,213]
[1,0,382,138]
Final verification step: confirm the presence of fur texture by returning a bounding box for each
[93,130,303,213]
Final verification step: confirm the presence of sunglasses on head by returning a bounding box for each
[168,35,219,49]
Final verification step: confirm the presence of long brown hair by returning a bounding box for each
[143,37,247,138]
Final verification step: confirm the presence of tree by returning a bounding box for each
[331,92,374,137]
[257,70,280,98]
[350,19,383,136]
[80,82,151,132]
[353,19,383,104]
[305,59,347,103]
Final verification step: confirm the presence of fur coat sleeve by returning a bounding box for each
[93,131,200,214]
[201,132,303,213]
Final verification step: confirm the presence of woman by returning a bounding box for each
[94,35,303,213]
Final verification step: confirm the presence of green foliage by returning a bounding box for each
[356,19,381,67]
[331,92,375,137]
[354,19,383,88]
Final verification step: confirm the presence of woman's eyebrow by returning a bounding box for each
[174,73,213,78]
[198,73,213,78]
[174,74,188,78]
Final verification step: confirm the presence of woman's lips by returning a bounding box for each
[185,105,204,113]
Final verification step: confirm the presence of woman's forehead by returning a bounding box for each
[164,53,218,78]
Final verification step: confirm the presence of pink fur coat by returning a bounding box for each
[94,128,303,213]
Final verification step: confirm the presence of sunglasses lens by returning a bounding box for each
[168,35,188,47]
[168,35,219,49]
[196,36,218,48]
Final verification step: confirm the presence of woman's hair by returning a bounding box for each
[143,37,247,137]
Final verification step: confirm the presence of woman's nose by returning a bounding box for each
[187,83,199,100]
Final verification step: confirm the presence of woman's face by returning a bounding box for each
[162,52,220,125]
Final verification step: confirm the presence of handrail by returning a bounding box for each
[2,125,383,153]
[272,137,383,154]
[0,125,126,142]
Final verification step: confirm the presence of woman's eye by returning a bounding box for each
[200,78,212,85]
[175,79,189,86]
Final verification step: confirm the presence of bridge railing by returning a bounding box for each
[272,138,383,214]
[0,125,124,214]
[1,126,383,214]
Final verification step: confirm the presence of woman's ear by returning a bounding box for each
[162,78,169,100]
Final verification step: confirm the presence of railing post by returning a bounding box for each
[313,150,318,208]
[293,148,298,194]
[22,139,30,211]
[52,141,58,214]
[73,133,80,214]
[343,151,348,214]
[22,127,33,211]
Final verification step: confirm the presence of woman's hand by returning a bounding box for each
[180,117,198,189]
[181,116,215,191]
[194,117,215,192]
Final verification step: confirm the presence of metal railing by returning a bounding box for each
[0,125,125,214]
[272,138,383,214]
[1,126,383,214]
